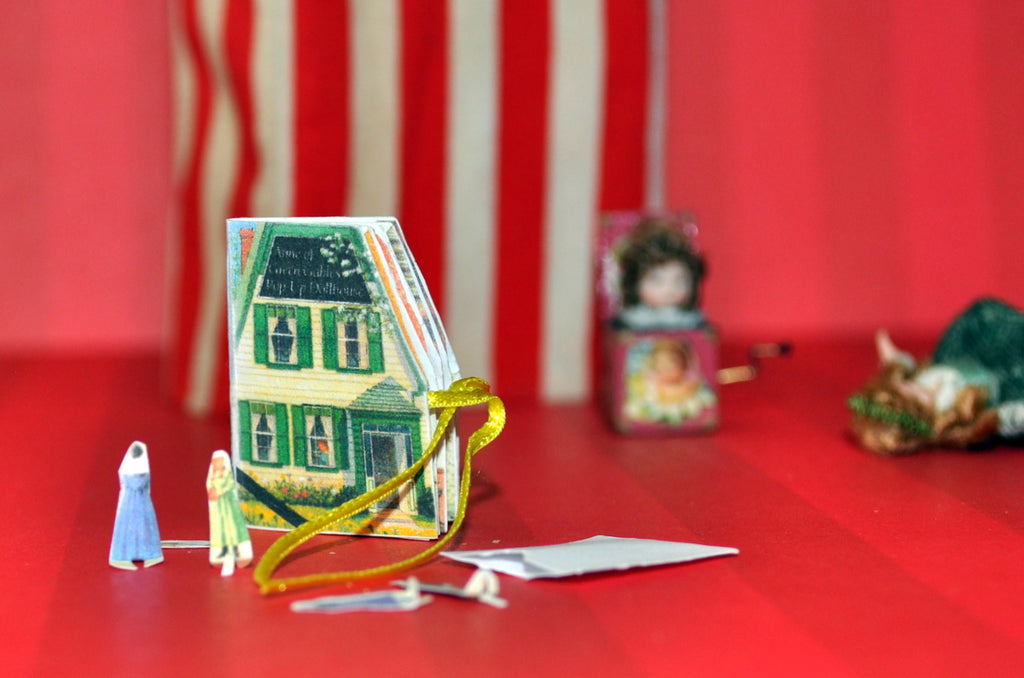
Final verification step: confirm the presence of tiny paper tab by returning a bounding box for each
[442,535,738,580]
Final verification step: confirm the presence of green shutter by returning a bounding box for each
[415,467,431,520]
[253,305,269,364]
[296,307,313,368]
[291,405,307,467]
[322,308,339,371]
[238,401,252,462]
[333,408,349,470]
[367,311,384,372]
[275,403,290,465]
[352,417,367,494]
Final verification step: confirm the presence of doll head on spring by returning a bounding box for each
[619,219,705,311]
[848,363,998,454]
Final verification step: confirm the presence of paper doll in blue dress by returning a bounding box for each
[109,441,164,570]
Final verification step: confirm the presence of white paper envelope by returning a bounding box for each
[442,535,738,580]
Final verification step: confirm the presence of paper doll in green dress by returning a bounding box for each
[207,450,253,576]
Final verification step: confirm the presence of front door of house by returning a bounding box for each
[366,431,413,512]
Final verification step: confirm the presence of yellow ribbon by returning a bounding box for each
[253,377,505,595]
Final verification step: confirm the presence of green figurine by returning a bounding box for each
[849,298,1024,454]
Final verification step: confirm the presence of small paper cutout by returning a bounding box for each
[393,569,507,609]
[207,450,253,576]
[109,441,164,570]
[442,535,737,580]
[290,581,433,614]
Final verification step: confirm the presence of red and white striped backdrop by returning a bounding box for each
[166,0,667,415]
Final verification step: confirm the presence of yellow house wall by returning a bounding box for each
[232,293,433,489]
[234,304,417,404]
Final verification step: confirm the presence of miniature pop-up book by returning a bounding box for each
[848,297,1024,454]
[596,212,719,434]
[109,441,164,570]
[227,217,461,541]
[207,450,253,576]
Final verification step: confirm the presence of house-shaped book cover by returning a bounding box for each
[226,218,458,539]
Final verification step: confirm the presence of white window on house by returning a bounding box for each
[306,407,335,468]
[322,307,383,373]
[250,402,278,463]
[342,319,370,369]
[268,305,299,365]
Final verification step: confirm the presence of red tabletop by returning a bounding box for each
[4,340,1024,677]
